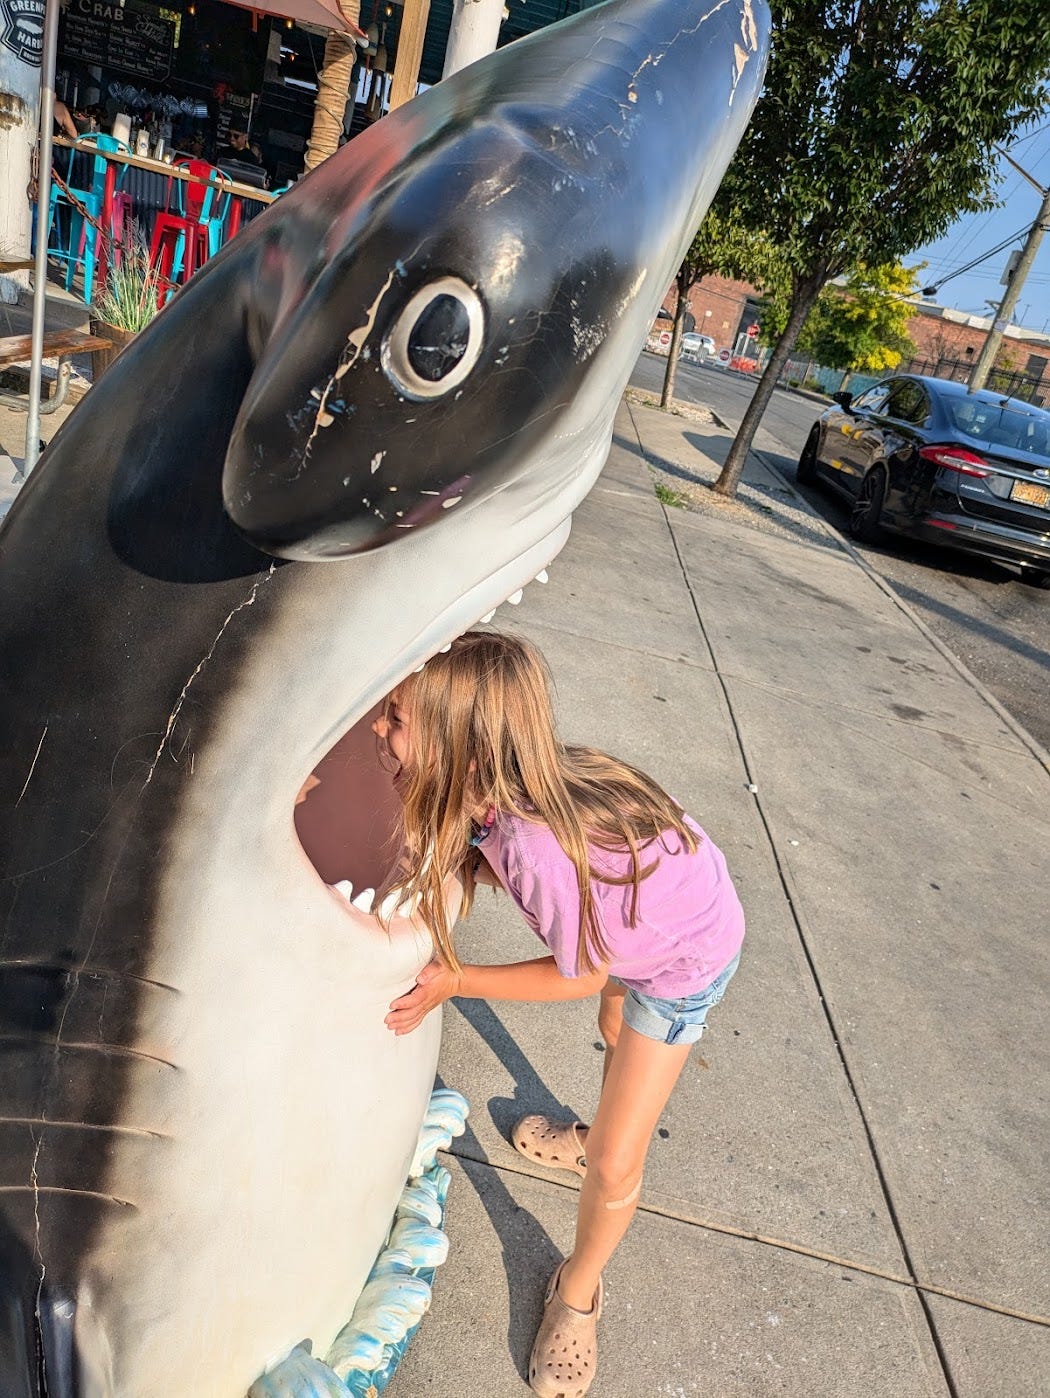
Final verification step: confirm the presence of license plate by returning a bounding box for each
[1010,479,1050,508]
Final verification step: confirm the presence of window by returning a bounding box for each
[850,382,892,414]
[943,398,1050,458]
[885,380,930,426]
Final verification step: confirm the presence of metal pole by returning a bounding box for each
[22,0,61,478]
[968,180,1050,393]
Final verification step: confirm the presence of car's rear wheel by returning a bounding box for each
[1019,566,1050,590]
[849,466,887,543]
[797,426,821,485]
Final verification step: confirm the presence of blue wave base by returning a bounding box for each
[249,1088,469,1398]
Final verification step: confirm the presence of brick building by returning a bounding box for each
[664,274,1050,397]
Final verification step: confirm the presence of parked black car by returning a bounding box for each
[798,375,1050,587]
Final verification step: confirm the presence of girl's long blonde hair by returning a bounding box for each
[377,631,697,974]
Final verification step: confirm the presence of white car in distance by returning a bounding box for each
[680,332,716,362]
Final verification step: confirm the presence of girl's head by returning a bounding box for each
[376,630,561,812]
[375,631,695,972]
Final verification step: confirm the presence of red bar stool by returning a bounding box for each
[149,161,232,306]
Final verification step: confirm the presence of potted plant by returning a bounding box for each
[89,223,163,379]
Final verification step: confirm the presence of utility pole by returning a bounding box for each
[969,149,1050,392]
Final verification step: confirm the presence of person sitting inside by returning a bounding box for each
[214,126,263,168]
[52,99,78,140]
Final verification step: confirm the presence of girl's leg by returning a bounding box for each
[557,1021,691,1311]
[596,980,627,1086]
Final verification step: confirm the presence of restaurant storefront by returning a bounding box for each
[57,1,297,183]
[52,0,601,184]
[0,0,604,312]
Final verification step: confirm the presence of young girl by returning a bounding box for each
[372,631,744,1398]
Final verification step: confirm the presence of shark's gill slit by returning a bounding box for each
[294,705,403,904]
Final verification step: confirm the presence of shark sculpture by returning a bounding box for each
[0,0,769,1392]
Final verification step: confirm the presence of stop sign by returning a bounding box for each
[746,323,760,337]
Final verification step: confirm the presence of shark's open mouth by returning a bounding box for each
[293,559,554,910]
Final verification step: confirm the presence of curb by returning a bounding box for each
[750,446,1050,779]
[773,382,833,406]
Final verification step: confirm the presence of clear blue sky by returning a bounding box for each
[910,116,1050,334]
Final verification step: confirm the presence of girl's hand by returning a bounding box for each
[385,959,462,1035]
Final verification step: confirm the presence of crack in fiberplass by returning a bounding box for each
[295,265,401,480]
[142,565,277,792]
[14,726,48,808]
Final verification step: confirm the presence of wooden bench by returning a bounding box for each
[0,329,113,414]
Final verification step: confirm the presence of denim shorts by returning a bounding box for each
[618,954,740,1046]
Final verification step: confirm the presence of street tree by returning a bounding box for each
[659,206,780,409]
[801,263,919,385]
[712,0,1050,498]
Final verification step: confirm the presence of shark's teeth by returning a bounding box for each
[334,881,419,920]
[417,565,555,671]
[377,890,421,920]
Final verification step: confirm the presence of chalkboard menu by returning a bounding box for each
[61,0,175,83]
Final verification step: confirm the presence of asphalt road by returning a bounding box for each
[631,353,1050,754]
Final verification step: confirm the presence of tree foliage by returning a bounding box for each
[762,262,920,371]
[660,206,781,407]
[713,0,1050,496]
[803,264,919,373]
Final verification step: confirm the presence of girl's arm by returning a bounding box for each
[472,857,503,889]
[385,956,607,1035]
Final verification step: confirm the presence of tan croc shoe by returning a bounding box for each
[529,1260,603,1398]
[512,1114,588,1178]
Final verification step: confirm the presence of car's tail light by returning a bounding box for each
[919,445,990,477]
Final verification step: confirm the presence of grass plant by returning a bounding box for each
[93,225,162,333]
[654,480,689,508]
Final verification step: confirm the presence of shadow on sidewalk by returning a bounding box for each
[440,999,595,1378]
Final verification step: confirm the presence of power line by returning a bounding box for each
[1006,119,1050,151]
[924,224,1032,294]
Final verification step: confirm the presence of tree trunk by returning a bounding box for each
[659,272,690,410]
[304,0,362,173]
[713,275,825,498]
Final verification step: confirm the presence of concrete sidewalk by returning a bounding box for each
[395,399,1050,1396]
[2,376,1046,1394]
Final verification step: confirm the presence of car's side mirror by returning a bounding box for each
[832,390,853,410]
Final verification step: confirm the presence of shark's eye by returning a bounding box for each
[382,277,485,400]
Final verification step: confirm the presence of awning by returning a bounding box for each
[221,0,366,40]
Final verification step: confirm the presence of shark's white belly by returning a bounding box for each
[78,799,438,1396]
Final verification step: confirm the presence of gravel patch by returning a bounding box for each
[625,390,843,554]
[624,386,717,426]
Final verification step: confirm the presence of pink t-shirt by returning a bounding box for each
[477,811,744,998]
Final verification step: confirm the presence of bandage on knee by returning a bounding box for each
[604,1177,642,1210]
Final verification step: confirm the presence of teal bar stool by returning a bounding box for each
[46,135,132,303]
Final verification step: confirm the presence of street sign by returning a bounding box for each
[717,348,731,363]
[746,322,760,337]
